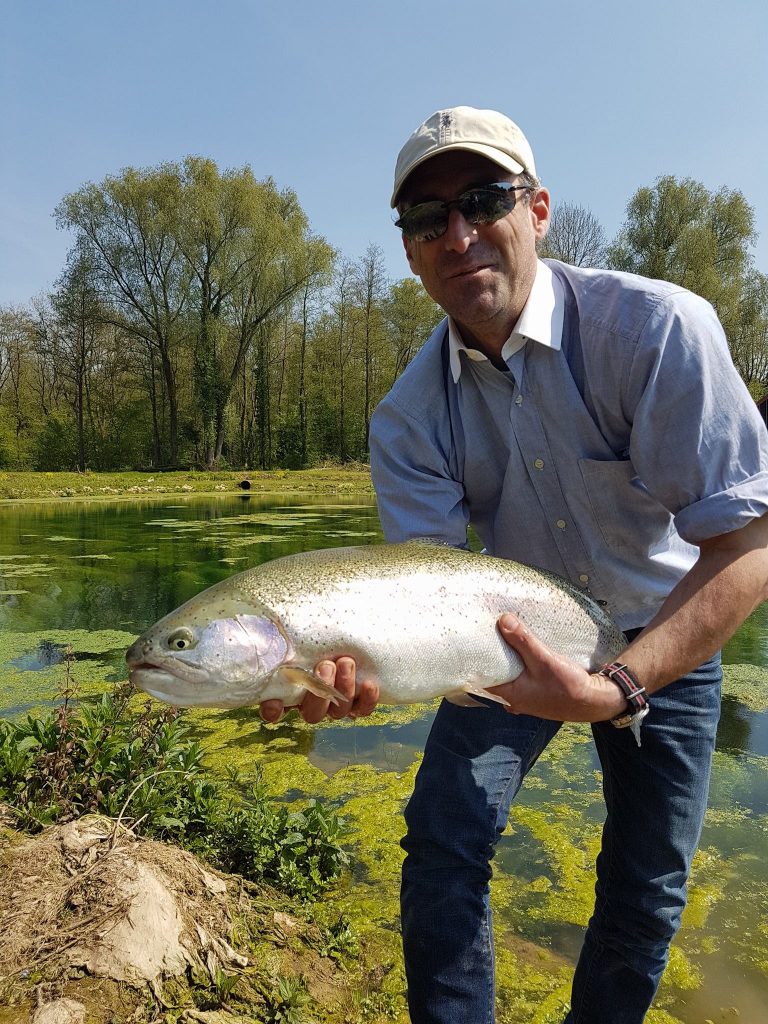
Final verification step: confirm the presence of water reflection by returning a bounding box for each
[308,715,435,775]
[717,696,755,754]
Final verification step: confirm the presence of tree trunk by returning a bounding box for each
[159,339,179,466]
[299,284,309,466]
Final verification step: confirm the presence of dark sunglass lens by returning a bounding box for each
[398,201,449,241]
[460,186,516,225]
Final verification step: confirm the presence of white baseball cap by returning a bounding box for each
[391,106,537,208]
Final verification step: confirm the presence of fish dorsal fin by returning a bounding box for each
[270,665,341,705]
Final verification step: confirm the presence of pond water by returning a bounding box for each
[1,494,767,1023]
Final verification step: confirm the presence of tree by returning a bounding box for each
[608,176,754,306]
[56,165,191,465]
[329,260,357,462]
[0,306,36,467]
[354,245,388,454]
[384,278,442,384]
[57,159,333,468]
[46,242,103,470]
[538,201,608,267]
[295,269,331,465]
[174,159,333,467]
[728,271,768,397]
[607,176,765,379]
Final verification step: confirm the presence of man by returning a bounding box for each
[260,107,768,1023]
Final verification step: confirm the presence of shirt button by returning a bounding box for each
[514,394,523,406]
[579,574,589,583]
[556,519,567,530]
[534,458,545,470]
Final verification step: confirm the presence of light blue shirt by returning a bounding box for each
[369,260,768,630]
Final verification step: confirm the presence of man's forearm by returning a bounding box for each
[620,514,768,694]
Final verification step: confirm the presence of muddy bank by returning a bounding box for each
[0,815,404,1024]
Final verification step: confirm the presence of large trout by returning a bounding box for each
[126,542,625,709]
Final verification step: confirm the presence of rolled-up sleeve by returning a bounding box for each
[369,396,469,547]
[626,290,768,544]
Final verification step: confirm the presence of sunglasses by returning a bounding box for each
[395,182,534,242]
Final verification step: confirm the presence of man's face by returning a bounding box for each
[399,150,550,350]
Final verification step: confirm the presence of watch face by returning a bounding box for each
[611,714,634,729]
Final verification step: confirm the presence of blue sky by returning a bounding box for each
[2,0,767,305]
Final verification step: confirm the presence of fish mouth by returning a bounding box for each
[126,655,210,685]
[128,664,208,707]
[128,664,251,709]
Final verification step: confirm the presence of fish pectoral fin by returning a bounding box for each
[271,665,341,706]
[446,683,511,708]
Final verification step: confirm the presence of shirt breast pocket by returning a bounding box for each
[577,457,676,556]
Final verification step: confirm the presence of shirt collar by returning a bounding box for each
[447,259,565,383]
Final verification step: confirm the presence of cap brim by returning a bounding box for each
[391,142,526,208]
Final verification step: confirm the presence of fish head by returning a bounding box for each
[126,589,290,707]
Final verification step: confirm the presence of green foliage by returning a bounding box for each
[311,914,360,964]
[2,155,444,472]
[32,412,79,471]
[273,416,305,469]
[355,990,402,1021]
[0,409,23,470]
[608,176,755,295]
[608,175,768,392]
[209,774,349,900]
[0,674,348,899]
[384,277,442,383]
[192,966,241,1011]
[258,974,310,1024]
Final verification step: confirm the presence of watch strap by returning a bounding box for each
[599,662,649,715]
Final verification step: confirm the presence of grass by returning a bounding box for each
[0,465,374,502]
[0,662,349,901]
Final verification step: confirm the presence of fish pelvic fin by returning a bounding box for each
[445,692,487,708]
[270,665,341,705]
[446,684,511,708]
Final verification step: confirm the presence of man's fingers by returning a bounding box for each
[301,660,336,724]
[498,613,550,665]
[350,678,380,718]
[498,612,528,641]
[259,699,285,723]
[262,657,376,724]
[328,657,356,719]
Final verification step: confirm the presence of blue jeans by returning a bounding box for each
[400,652,722,1024]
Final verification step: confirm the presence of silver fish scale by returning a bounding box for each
[222,543,626,705]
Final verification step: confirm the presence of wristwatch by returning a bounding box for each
[598,662,650,747]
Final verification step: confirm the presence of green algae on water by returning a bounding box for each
[721,663,768,712]
[0,628,138,662]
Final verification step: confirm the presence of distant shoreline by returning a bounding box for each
[0,467,375,505]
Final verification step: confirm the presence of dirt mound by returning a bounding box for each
[0,815,251,1021]
[0,816,387,1024]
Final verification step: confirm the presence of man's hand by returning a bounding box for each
[259,657,380,725]
[489,613,627,723]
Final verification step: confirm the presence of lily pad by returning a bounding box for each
[226,535,280,547]
[0,564,54,578]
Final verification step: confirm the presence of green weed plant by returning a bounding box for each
[0,658,348,900]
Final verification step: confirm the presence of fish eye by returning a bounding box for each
[167,628,196,651]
